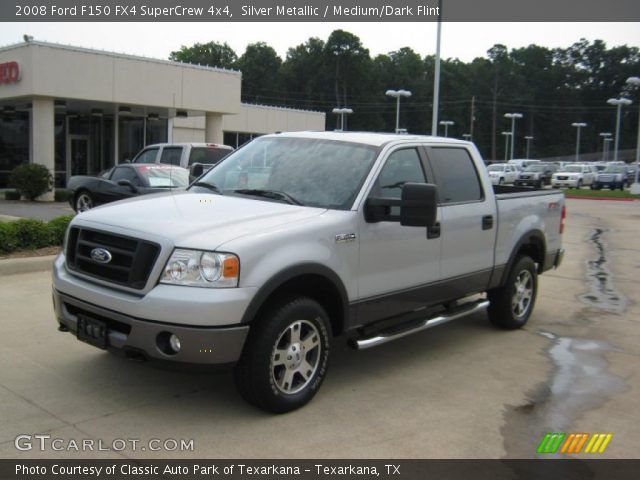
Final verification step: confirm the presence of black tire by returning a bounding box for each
[576,180,583,189]
[487,255,538,330]
[74,190,94,212]
[234,296,331,413]
[499,177,504,185]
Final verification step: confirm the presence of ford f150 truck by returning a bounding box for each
[53,132,565,413]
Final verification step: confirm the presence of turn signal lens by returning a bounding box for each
[223,256,239,278]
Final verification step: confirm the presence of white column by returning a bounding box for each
[30,97,55,201]
[205,113,224,144]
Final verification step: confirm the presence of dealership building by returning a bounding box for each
[0,40,325,198]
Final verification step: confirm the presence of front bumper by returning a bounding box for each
[53,289,249,365]
[552,178,579,188]
[593,181,623,189]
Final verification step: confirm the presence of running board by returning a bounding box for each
[351,300,490,350]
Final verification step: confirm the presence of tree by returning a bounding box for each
[235,42,283,103]
[169,41,237,69]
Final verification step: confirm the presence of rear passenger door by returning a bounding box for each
[426,146,497,286]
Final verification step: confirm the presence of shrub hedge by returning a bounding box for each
[9,164,53,201]
[4,190,21,200]
[0,214,74,255]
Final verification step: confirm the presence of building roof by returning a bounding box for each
[0,40,241,76]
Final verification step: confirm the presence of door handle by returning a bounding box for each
[482,215,494,230]
[427,222,441,239]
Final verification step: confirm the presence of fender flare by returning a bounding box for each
[497,229,547,287]
[240,263,350,331]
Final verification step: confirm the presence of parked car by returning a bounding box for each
[67,164,189,212]
[508,159,541,170]
[487,163,519,185]
[626,165,638,185]
[132,143,234,173]
[514,163,557,188]
[551,164,597,189]
[53,132,565,413]
[593,165,629,190]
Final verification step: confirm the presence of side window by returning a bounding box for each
[160,147,183,166]
[372,148,426,200]
[429,148,483,204]
[111,167,141,186]
[133,148,158,164]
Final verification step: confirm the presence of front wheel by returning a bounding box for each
[487,255,538,329]
[74,191,94,212]
[234,296,331,413]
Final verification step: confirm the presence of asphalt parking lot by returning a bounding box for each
[0,198,638,459]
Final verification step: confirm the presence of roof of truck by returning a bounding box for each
[266,131,471,148]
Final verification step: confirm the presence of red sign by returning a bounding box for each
[0,62,21,85]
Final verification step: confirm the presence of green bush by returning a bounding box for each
[0,222,19,253]
[54,189,71,203]
[48,214,74,245]
[9,164,53,201]
[4,190,21,200]
[0,214,74,255]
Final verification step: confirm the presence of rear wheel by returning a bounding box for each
[487,255,538,330]
[74,191,93,212]
[234,296,331,413]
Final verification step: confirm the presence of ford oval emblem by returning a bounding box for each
[90,248,112,264]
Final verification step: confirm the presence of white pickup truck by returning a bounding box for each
[53,132,565,413]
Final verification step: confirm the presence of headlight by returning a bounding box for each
[160,249,239,288]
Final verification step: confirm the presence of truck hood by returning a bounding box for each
[73,191,327,249]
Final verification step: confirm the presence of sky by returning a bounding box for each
[0,22,638,62]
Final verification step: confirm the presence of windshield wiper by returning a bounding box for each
[232,189,302,206]
[191,181,223,194]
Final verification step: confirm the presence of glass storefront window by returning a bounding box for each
[146,118,167,145]
[119,116,144,163]
[0,112,29,188]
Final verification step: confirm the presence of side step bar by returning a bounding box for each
[351,300,490,350]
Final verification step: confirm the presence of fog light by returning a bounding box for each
[169,334,181,353]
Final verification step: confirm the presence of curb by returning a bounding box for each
[565,195,638,202]
[0,255,56,276]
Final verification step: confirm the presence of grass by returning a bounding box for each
[563,188,640,199]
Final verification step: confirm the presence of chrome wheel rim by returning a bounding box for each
[512,270,533,318]
[271,320,321,395]
[76,193,93,212]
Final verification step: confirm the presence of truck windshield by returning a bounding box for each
[193,137,378,209]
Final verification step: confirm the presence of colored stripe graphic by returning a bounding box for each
[537,433,565,454]
[540,433,613,454]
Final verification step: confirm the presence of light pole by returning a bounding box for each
[607,97,632,163]
[626,76,640,194]
[386,89,412,133]
[504,113,523,160]
[331,107,353,131]
[599,133,612,162]
[604,138,613,162]
[462,133,472,141]
[439,120,454,137]
[501,131,512,161]
[571,122,587,163]
[524,136,534,159]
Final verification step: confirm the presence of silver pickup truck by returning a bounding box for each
[52,132,565,413]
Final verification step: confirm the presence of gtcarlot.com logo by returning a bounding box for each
[537,432,613,454]
[15,434,194,452]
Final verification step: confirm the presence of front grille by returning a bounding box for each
[520,175,531,180]
[66,227,160,290]
[557,176,568,180]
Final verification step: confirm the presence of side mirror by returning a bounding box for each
[190,163,204,178]
[364,183,438,227]
[400,183,437,227]
[117,179,138,192]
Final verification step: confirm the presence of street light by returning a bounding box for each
[599,133,612,162]
[501,131,512,161]
[626,76,640,194]
[504,113,523,160]
[607,97,632,163]
[524,136,534,159]
[439,120,454,137]
[331,107,353,131]
[386,89,412,133]
[462,133,472,141]
[571,122,587,163]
